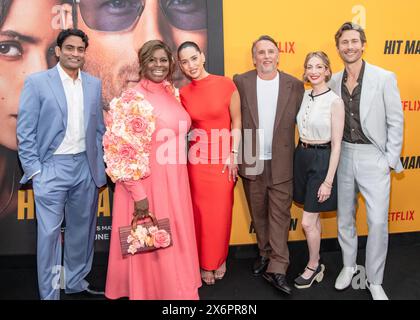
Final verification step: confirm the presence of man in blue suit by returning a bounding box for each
[17,29,106,300]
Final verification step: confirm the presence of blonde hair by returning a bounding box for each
[303,51,332,83]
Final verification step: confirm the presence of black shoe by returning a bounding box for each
[294,264,325,289]
[263,272,292,295]
[252,256,269,276]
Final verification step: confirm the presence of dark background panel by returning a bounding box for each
[206,0,225,76]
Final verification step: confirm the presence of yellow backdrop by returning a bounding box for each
[224,0,420,244]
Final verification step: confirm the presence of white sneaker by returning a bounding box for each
[366,281,389,300]
[335,266,358,290]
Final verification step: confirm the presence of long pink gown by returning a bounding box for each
[105,79,202,300]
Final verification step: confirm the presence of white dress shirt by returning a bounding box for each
[54,63,86,154]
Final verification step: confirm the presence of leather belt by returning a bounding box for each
[299,140,331,149]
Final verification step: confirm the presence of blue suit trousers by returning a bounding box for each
[33,152,98,300]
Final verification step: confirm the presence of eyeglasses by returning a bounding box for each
[74,0,207,32]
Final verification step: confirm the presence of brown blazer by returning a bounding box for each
[233,70,304,185]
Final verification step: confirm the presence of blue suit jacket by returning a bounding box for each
[17,65,107,187]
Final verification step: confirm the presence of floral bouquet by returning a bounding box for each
[119,213,173,257]
[103,89,155,183]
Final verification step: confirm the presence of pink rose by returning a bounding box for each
[119,144,136,160]
[121,89,138,103]
[129,118,147,134]
[152,230,171,248]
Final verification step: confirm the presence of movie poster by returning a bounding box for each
[0,0,223,254]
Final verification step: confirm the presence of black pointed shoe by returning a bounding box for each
[262,272,292,295]
[294,264,325,289]
[252,256,269,276]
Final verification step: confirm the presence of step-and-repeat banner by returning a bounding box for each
[0,0,418,254]
[225,0,420,244]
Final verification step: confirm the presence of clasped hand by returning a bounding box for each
[134,198,149,218]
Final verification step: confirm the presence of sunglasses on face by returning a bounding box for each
[74,0,207,32]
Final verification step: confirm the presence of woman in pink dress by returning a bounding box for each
[104,40,201,300]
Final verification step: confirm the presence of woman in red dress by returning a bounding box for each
[178,42,241,285]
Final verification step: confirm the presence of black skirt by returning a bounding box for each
[293,144,337,212]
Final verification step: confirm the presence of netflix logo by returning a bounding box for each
[277,41,296,54]
[402,100,420,112]
[389,210,415,222]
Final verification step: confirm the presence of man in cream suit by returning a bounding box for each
[330,22,404,300]
[17,29,106,300]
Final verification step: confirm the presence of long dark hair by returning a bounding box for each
[138,40,176,84]
[0,0,13,28]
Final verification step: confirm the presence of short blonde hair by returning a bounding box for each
[303,51,332,83]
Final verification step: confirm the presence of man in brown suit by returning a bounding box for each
[233,35,304,295]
